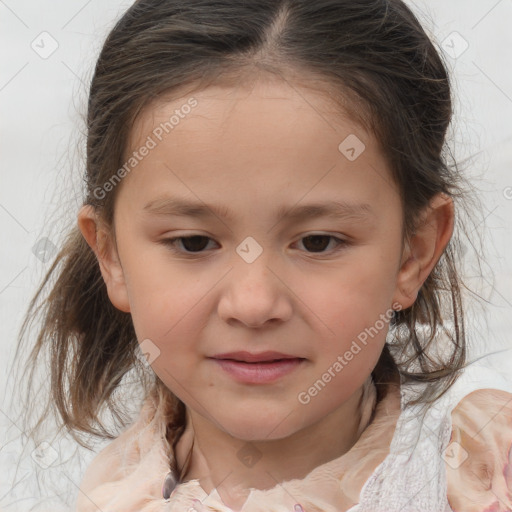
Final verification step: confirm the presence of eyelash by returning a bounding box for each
[160,234,349,257]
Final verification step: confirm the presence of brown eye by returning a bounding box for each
[298,235,346,253]
[302,235,330,252]
[162,235,216,253]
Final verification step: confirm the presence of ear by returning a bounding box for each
[77,205,131,313]
[392,193,454,310]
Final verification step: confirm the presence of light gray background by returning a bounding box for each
[1,0,512,510]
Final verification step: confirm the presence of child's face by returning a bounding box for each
[99,79,411,440]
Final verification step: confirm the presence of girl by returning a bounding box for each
[14,1,512,511]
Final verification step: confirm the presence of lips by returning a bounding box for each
[210,355,305,384]
[210,350,302,363]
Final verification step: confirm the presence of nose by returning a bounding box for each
[217,254,293,328]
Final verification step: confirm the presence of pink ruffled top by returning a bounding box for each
[75,364,512,512]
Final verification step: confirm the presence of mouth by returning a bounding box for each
[217,358,303,363]
[209,351,304,364]
[208,355,305,384]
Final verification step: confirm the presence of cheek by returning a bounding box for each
[130,281,208,343]
[299,262,396,370]
[120,246,212,341]
[126,273,211,385]
[302,256,398,332]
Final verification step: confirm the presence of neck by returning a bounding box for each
[174,377,377,510]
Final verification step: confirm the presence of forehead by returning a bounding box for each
[129,78,367,149]
[119,79,399,218]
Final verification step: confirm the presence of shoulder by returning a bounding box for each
[76,419,146,511]
[76,394,166,511]
[445,388,512,512]
[76,438,126,508]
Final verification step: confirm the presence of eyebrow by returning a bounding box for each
[143,196,375,225]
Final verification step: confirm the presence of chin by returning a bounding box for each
[221,415,301,442]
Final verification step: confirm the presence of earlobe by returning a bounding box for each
[392,193,454,310]
[77,205,131,313]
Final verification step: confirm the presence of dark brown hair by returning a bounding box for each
[14,0,478,482]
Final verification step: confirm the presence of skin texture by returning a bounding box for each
[78,78,454,510]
